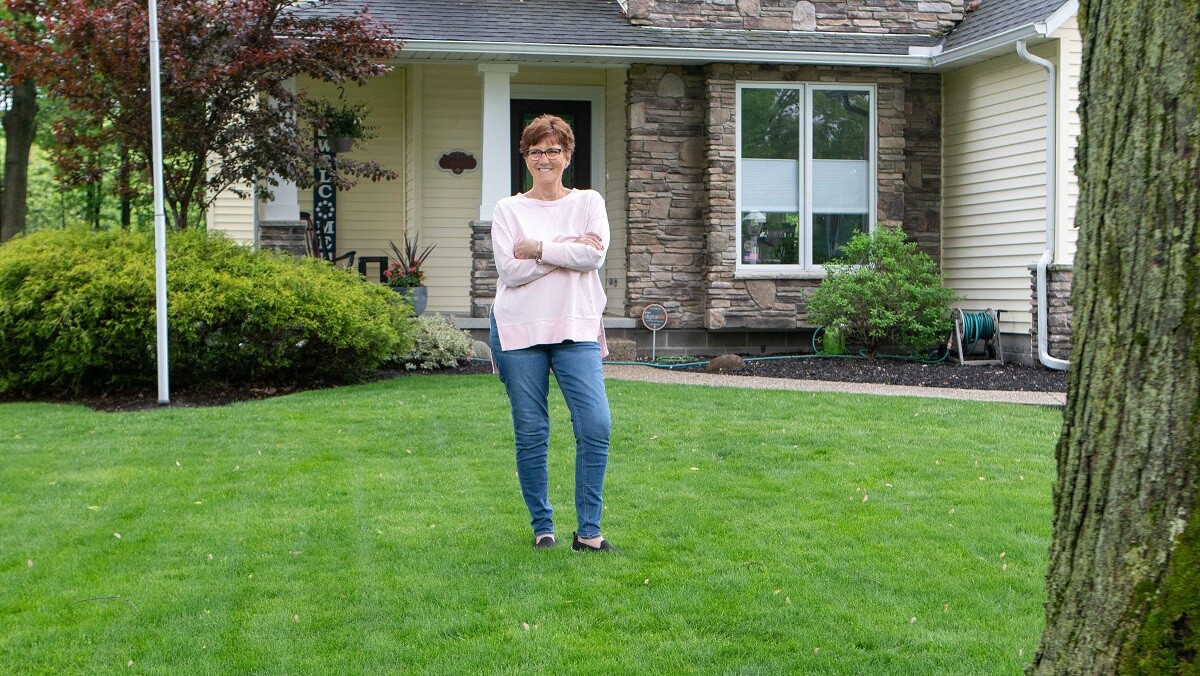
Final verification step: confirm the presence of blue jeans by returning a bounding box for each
[489,313,612,539]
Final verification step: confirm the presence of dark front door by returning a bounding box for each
[510,99,592,196]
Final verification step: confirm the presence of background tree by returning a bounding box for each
[43,0,399,229]
[1030,0,1199,672]
[0,0,49,242]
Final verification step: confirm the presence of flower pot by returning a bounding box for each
[392,286,428,315]
[331,134,355,153]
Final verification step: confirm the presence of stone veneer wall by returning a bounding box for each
[624,0,964,34]
[623,63,942,331]
[470,220,496,318]
[258,220,309,256]
[1029,263,1074,360]
[626,66,710,330]
[903,72,943,256]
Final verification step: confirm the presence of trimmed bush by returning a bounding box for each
[0,228,415,394]
[806,226,957,359]
[400,313,474,370]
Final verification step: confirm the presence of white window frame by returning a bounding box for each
[735,82,878,278]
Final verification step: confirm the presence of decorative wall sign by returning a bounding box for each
[437,150,478,175]
[313,134,337,258]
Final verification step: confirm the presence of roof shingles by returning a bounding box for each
[291,0,1072,58]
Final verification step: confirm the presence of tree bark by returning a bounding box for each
[1,78,37,242]
[1030,0,1200,673]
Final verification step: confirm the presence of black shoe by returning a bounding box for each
[534,533,557,549]
[571,531,621,553]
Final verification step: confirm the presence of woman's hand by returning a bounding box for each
[513,239,542,260]
[574,232,605,251]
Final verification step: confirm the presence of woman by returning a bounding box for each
[488,114,618,553]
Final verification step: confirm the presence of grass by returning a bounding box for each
[0,375,1062,674]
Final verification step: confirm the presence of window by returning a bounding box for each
[737,84,875,273]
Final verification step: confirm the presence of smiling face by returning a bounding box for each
[519,114,576,195]
[523,141,571,192]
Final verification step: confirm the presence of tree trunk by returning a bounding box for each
[1030,1,1200,673]
[1,79,38,243]
[118,147,132,229]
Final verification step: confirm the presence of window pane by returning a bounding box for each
[812,159,869,212]
[742,211,799,265]
[812,213,868,264]
[741,88,799,160]
[741,158,799,211]
[813,90,869,160]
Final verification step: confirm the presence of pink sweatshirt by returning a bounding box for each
[491,189,610,356]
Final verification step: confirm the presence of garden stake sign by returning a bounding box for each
[642,304,668,362]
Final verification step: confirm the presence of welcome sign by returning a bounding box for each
[312,134,337,259]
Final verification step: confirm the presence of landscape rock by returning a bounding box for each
[706,354,746,374]
[607,338,637,363]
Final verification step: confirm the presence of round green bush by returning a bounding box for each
[0,228,415,394]
[806,226,958,359]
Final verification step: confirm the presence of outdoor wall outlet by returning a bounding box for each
[608,277,618,287]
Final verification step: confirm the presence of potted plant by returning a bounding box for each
[312,98,373,153]
[386,231,437,315]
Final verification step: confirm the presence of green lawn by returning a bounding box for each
[0,375,1062,674]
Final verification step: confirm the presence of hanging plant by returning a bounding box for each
[308,97,375,153]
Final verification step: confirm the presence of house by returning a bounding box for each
[208,0,1079,368]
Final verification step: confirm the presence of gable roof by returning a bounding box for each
[932,0,1077,67]
[291,0,939,68]
[943,0,1074,51]
[289,0,1076,70]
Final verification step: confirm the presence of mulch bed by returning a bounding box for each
[3,355,1065,413]
[692,356,1067,392]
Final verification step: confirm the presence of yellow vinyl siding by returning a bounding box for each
[513,67,609,87]
[1055,16,1081,261]
[415,64,481,314]
[942,45,1059,336]
[299,65,478,315]
[206,182,255,244]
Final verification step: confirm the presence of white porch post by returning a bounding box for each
[477,64,519,221]
[263,76,301,221]
[262,181,300,221]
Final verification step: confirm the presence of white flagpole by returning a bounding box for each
[148,0,170,404]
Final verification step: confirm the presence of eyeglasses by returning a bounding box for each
[524,147,564,160]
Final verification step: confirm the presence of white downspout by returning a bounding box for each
[1017,38,1070,371]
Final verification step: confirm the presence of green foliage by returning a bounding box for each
[309,98,375,140]
[399,313,474,371]
[0,228,415,394]
[806,226,958,358]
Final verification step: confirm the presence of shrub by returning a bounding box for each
[806,226,957,359]
[399,313,474,371]
[0,228,415,394]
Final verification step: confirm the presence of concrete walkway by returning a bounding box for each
[602,364,1067,407]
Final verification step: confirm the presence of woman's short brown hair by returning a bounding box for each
[519,114,575,156]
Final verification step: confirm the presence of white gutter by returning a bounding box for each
[932,24,1043,67]
[1017,38,1069,371]
[398,39,932,69]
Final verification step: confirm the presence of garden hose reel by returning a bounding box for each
[951,308,1004,366]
